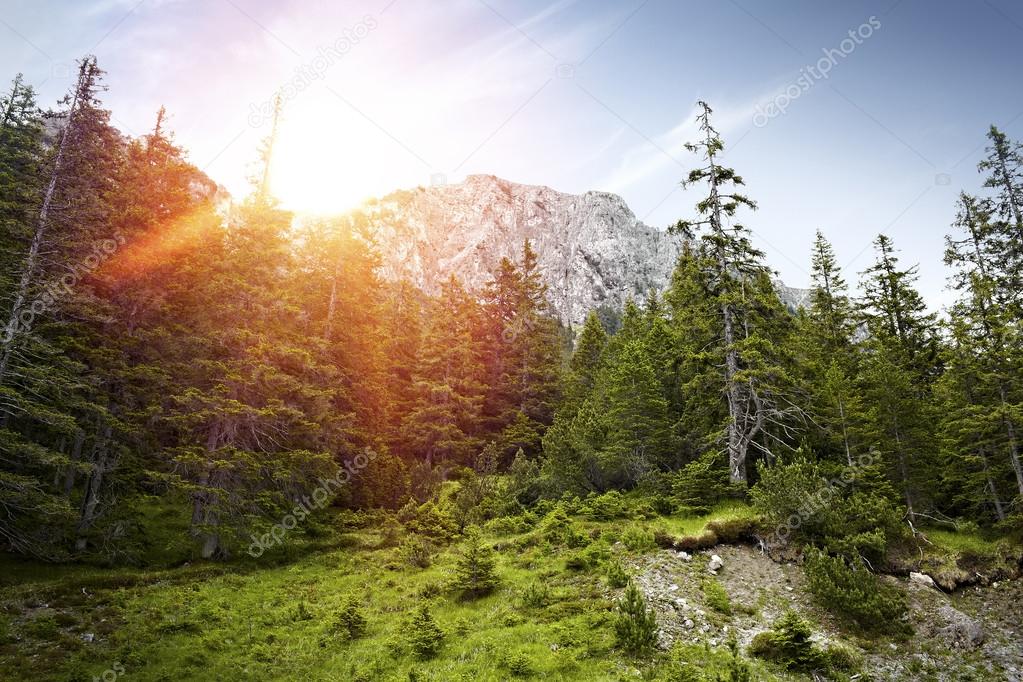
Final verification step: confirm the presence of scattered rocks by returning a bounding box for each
[934,605,985,650]
[708,555,724,572]
[677,551,692,561]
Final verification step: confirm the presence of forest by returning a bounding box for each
[1,57,1022,681]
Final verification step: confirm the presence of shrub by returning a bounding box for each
[333,597,367,640]
[705,518,759,544]
[803,549,910,636]
[663,644,706,681]
[377,514,404,548]
[823,641,862,671]
[747,610,825,672]
[606,560,629,588]
[399,534,433,569]
[500,651,535,676]
[520,582,550,609]
[405,604,444,659]
[651,495,676,516]
[613,582,659,655]
[673,452,730,515]
[404,500,458,541]
[653,530,677,549]
[483,515,529,536]
[622,527,656,553]
[751,456,902,563]
[579,490,628,520]
[702,579,731,615]
[452,526,499,599]
[565,552,589,571]
[674,530,718,552]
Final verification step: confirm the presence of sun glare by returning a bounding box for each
[270,106,381,216]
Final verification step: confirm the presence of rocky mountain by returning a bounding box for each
[360,174,805,325]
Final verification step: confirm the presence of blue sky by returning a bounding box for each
[3,0,1023,307]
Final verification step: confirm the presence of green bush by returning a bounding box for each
[747,610,826,672]
[613,582,659,655]
[399,534,433,569]
[405,604,444,659]
[333,597,367,640]
[606,560,629,588]
[500,651,535,677]
[520,582,550,609]
[702,579,731,615]
[653,530,677,549]
[751,456,902,563]
[622,527,656,553]
[402,500,458,541]
[452,526,500,599]
[579,490,628,520]
[662,644,706,681]
[705,518,759,544]
[803,549,910,636]
[673,452,730,515]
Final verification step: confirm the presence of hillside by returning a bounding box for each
[2,496,1020,681]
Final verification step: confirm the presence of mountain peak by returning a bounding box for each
[364,176,683,325]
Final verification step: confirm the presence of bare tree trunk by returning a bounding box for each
[62,430,85,495]
[0,63,87,380]
[75,422,112,551]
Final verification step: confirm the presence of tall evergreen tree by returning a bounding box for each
[671,101,801,486]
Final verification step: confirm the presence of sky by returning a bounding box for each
[3,0,1023,308]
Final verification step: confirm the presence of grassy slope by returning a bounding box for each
[0,497,1015,682]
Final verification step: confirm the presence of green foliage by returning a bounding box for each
[579,490,628,520]
[333,597,368,640]
[499,651,535,677]
[519,581,550,609]
[702,579,731,615]
[612,582,659,655]
[803,549,910,636]
[751,455,902,563]
[404,604,444,659]
[399,534,433,568]
[748,610,826,672]
[452,526,499,598]
[621,527,656,553]
[673,452,730,515]
[605,560,629,588]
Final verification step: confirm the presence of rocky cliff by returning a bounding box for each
[360,174,805,324]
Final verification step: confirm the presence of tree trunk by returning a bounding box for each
[0,63,86,380]
[75,422,113,551]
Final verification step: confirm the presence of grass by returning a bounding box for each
[0,499,812,681]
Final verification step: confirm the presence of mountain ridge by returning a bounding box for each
[355,174,805,324]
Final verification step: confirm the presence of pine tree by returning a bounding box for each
[452,525,499,598]
[938,193,1023,513]
[671,101,801,485]
[400,276,486,466]
[857,235,940,521]
[799,231,863,465]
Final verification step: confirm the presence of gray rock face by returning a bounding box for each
[362,175,684,325]
[361,174,807,325]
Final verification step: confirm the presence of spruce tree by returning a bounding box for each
[453,525,499,598]
[671,101,801,486]
[857,235,940,521]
